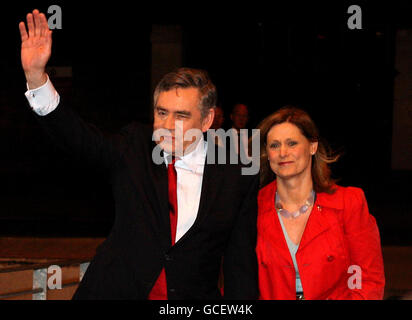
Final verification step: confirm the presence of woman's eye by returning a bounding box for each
[270,143,280,148]
[288,141,297,146]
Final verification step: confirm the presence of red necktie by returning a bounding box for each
[148,157,178,300]
[168,157,178,245]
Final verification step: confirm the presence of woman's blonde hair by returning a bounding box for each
[257,106,340,193]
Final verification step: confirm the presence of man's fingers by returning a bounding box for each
[26,13,35,37]
[33,10,42,37]
[40,13,50,37]
[22,10,49,41]
[47,29,53,44]
[19,21,28,42]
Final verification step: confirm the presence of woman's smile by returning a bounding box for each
[278,161,294,166]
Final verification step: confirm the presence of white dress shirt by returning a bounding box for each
[24,76,206,243]
[163,139,207,242]
[24,75,60,115]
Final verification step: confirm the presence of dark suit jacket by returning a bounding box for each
[34,102,259,300]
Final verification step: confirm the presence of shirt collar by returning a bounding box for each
[163,136,207,174]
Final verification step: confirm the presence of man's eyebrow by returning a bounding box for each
[175,110,191,116]
[154,106,191,116]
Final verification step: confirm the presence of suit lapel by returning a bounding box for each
[298,189,344,251]
[270,181,332,253]
[298,200,333,252]
[270,206,296,261]
[195,160,224,226]
[150,145,172,249]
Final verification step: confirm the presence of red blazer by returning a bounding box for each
[256,180,385,300]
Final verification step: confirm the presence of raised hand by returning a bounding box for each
[19,9,52,89]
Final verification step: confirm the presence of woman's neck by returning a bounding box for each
[276,173,314,210]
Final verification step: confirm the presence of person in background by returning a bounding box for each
[230,103,249,131]
[209,105,225,148]
[229,103,250,159]
[255,106,385,300]
[210,105,224,130]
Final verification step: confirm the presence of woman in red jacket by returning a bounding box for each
[255,106,385,300]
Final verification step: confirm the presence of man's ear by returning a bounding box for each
[201,108,215,132]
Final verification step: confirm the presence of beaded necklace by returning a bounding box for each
[275,190,316,219]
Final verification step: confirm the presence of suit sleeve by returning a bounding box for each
[32,100,135,172]
[223,173,259,299]
[342,187,385,300]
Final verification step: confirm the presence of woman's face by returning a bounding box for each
[266,122,318,180]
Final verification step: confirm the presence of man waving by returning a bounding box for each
[19,9,259,300]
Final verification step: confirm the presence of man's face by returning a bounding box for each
[231,104,249,130]
[153,87,214,155]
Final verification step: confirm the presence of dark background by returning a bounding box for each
[0,1,411,245]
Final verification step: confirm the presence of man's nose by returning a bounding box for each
[164,115,175,130]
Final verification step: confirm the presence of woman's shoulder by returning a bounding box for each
[258,180,276,199]
[333,185,365,200]
[257,180,277,215]
[316,184,366,210]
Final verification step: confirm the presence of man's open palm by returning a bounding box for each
[19,9,52,85]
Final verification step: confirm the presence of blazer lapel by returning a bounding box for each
[264,182,298,264]
[271,207,297,265]
[195,161,224,226]
[150,145,172,249]
[299,199,331,249]
[270,181,333,253]
[298,192,341,251]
